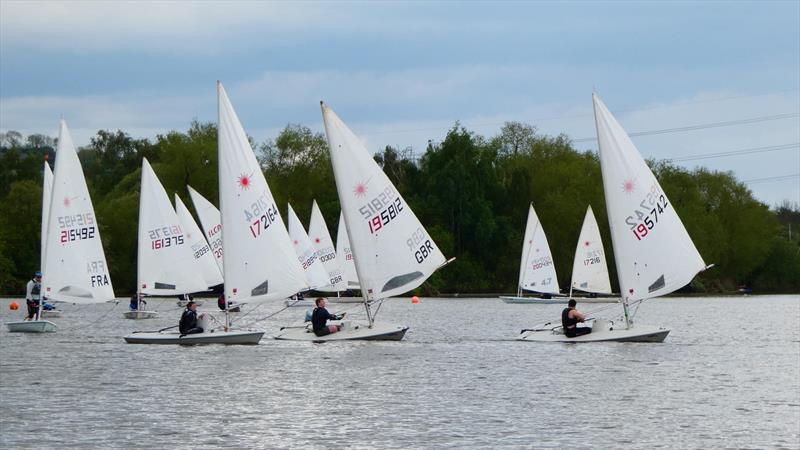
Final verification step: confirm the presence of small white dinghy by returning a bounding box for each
[124,316,262,344]
[275,103,452,341]
[7,121,116,332]
[6,320,58,333]
[565,206,618,304]
[518,94,709,343]
[127,159,209,320]
[499,203,561,304]
[275,320,407,342]
[519,319,669,343]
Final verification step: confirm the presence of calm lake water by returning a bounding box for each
[1,295,798,449]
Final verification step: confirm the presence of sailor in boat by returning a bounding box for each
[311,297,346,337]
[179,301,205,336]
[25,271,42,321]
[129,293,147,311]
[562,299,591,338]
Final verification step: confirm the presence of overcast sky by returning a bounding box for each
[1,1,798,206]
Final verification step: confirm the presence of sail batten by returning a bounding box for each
[42,120,115,303]
[218,82,308,304]
[594,94,705,302]
[321,103,446,300]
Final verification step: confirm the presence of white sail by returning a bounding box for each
[218,81,308,304]
[287,203,329,290]
[175,194,224,287]
[518,204,560,294]
[570,205,612,294]
[42,120,114,303]
[321,103,446,300]
[336,211,360,290]
[41,162,53,270]
[137,159,207,295]
[308,201,347,292]
[593,94,705,302]
[187,186,224,273]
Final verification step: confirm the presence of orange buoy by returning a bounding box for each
[9,301,19,310]
[411,296,419,304]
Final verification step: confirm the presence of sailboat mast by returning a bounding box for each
[592,94,632,329]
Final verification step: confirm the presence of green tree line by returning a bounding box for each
[1,122,798,295]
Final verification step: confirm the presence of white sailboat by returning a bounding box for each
[126,81,304,344]
[329,211,364,303]
[519,94,709,343]
[38,161,62,318]
[187,185,224,273]
[125,159,208,319]
[274,102,452,341]
[175,194,224,288]
[7,120,116,332]
[284,202,329,307]
[567,205,618,304]
[499,204,563,304]
[309,201,347,293]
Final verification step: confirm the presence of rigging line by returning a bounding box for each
[571,112,800,143]
[59,301,119,332]
[666,143,800,162]
[742,173,800,184]
[359,88,800,137]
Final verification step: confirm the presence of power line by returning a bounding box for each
[359,88,800,137]
[742,173,800,184]
[572,112,800,143]
[666,143,800,162]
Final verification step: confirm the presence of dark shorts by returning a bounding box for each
[26,301,39,318]
[565,327,592,338]
[313,327,332,337]
[181,327,203,335]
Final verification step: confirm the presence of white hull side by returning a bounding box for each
[41,310,61,318]
[273,320,408,341]
[518,321,670,343]
[123,310,159,320]
[124,329,263,345]
[6,320,58,333]
[500,296,617,304]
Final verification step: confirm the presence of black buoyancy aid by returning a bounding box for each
[31,280,41,300]
[562,308,577,331]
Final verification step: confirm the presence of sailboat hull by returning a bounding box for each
[124,329,264,345]
[500,296,618,304]
[6,320,58,333]
[273,320,408,342]
[518,321,670,343]
[123,310,159,320]
[40,309,61,318]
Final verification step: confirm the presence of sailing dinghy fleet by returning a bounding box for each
[6,89,708,345]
